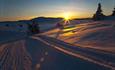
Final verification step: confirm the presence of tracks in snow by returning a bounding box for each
[31,35,115,70]
[0,40,32,70]
[0,35,115,70]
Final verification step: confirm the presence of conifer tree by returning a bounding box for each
[93,3,105,20]
[111,8,115,16]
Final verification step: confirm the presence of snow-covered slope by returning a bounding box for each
[43,20,115,53]
[0,21,55,32]
[0,19,115,53]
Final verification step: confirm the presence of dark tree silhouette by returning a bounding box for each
[31,21,40,34]
[96,3,102,13]
[93,3,105,21]
[27,20,40,35]
[111,8,115,16]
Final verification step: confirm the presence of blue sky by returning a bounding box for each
[0,0,115,21]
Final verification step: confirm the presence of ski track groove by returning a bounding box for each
[0,40,32,70]
[31,35,115,70]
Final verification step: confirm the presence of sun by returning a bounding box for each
[63,13,71,21]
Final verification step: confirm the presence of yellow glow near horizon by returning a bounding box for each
[63,12,71,21]
[0,11,91,21]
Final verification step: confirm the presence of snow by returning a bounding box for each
[0,19,115,53]
[43,20,115,53]
[0,37,110,70]
[0,19,115,69]
[0,21,55,32]
[0,18,60,48]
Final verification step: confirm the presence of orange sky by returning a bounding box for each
[0,0,114,21]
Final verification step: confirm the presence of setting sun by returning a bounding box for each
[63,12,71,21]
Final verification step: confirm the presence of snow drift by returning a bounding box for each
[43,20,115,53]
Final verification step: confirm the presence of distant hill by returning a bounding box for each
[31,17,63,24]
[0,17,63,24]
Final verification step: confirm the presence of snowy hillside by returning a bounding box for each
[0,19,115,53]
[0,19,115,70]
[0,21,55,32]
[43,20,115,53]
[0,21,29,32]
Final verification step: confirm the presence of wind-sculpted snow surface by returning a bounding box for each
[0,20,115,70]
[0,34,114,70]
[31,35,115,70]
[43,20,115,53]
[0,40,32,70]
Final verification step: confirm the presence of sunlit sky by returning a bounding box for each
[0,0,115,21]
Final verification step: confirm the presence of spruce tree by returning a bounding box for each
[96,3,102,15]
[93,3,105,20]
[111,8,115,16]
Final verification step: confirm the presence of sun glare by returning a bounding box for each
[63,13,71,21]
